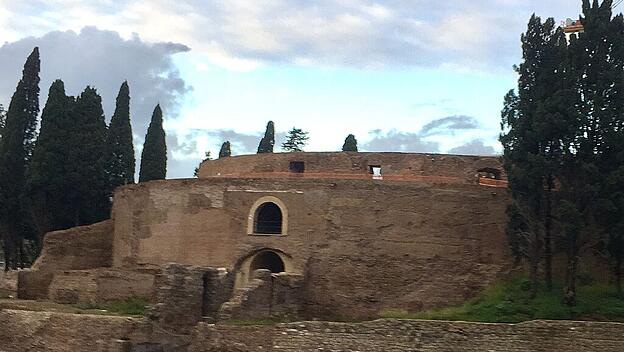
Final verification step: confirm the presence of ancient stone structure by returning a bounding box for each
[5,151,624,351]
[3,308,624,352]
[16,152,512,322]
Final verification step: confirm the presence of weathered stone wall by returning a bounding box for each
[48,268,156,304]
[0,309,189,352]
[0,270,17,297]
[3,309,624,352]
[33,220,114,271]
[112,178,511,318]
[189,319,624,352]
[197,152,504,183]
[147,264,211,332]
[18,220,114,299]
[218,270,303,321]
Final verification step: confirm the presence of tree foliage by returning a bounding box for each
[66,86,111,226]
[0,47,40,270]
[219,141,231,158]
[139,104,167,182]
[281,127,309,152]
[503,0,624,304]
[342,134,358,152]
[107,81,135,189]
[26,80,75,235]
[257,121,275,153]
[194,151,211,177]
[501,15,570,295]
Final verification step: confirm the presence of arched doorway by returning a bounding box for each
[254,202,283,234]
[250,251,285,273]
[234,249,293,288]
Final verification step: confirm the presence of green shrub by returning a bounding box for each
[380,277,624,323]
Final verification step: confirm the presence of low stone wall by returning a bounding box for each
[3,309,624,352]
[48,268,156,304]
[0,270,18,296]
[0,309,189,352]
[17,220,114,299]
[190,319,624,352]
[219,270,303,321]
[147,264,212,332]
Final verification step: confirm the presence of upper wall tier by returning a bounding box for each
[197,152,506,185]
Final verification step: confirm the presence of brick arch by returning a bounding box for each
[247,196,288,236]
[233,248,294,289]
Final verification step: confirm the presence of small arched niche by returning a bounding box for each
[250,251,285,273]
[234,249,293,288]
[247,196,288,236]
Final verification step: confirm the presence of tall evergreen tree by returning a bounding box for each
[0,47,40,270]
[139,104,167,182]
[26,80,74,236]
[282,127,309,152]
[559,0,624,304]
[500,15,571,296]
[66,86,110,226]
[219,141,231,158]
[107,81,135,189]
[257,121,275,153]
[342,134,358,152]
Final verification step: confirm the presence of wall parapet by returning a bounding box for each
[198,152,505,185]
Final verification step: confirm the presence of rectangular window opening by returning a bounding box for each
[369,165,382,179]
[289,161,305,173]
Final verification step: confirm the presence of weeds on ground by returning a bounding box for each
[75,297,149,316]
[380,277,624,323]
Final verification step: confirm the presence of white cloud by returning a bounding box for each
[0,0,583,72]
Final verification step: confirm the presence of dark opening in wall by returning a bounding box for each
[289,161,305,173]
[369,165,382,178]
[250,251,285,273]
[254,202,283,234]
[477,167,502,180]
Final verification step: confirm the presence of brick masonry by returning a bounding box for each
[3,308,624,352]
[189,319,624,352]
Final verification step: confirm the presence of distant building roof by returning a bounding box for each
[563,18,584,34]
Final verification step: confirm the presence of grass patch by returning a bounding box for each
[380,277,624,323]
[75,297,149,316]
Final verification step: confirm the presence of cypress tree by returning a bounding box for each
[66,86,110,226]
[342,134,358,152]
[257,121,275,153]
[0,47,40,270]
[564,0,624,303]
[107,81,135,189]
[219,141,231,158]
[26,80,74,236]
[501,15,572,297]
[600,8,624,298]
[139,104,167,182]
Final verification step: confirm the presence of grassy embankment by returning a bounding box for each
[381,277,624,323]
[75,297,149,316]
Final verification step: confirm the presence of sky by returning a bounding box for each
[0,0,590,178]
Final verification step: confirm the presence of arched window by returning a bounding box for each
[250,251,285,273]
[247,196,288,236]
[254,202,283,234]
